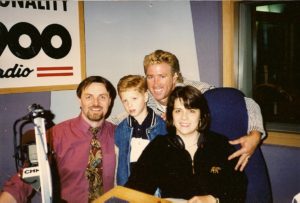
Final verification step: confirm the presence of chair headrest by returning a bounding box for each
[203,87,248,140]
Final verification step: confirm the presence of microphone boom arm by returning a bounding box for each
[33,116,52,203]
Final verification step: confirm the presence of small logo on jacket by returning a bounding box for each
[210,166,222,174]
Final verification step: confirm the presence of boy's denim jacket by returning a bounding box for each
[115,109,167,185]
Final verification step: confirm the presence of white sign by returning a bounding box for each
[0,1,86,94]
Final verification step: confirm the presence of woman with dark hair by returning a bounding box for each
[125,85,247,203]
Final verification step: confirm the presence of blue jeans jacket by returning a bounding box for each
[115,111,167,186]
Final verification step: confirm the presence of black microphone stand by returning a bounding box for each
[13,104,53,203]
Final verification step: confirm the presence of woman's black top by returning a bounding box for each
[125,131,247,203]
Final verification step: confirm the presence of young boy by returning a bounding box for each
[115,75,167,186]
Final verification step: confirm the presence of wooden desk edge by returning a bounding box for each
[94,186,171,203]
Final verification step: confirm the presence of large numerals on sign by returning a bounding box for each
[0,22,72,59]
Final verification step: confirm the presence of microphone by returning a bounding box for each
[13,103,52,199]
[19,104,44,121]
[19,104,44,191]
[22,143,40,191]
[22,165,41,191]
[21,143,40,191]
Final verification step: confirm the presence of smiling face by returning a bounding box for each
[146,63,178,106]
[172,98,200,137]
[79,82,111,127]
[119,89,148,123]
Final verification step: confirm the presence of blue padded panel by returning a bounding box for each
[204,87,248,140]
[204,88,272,203]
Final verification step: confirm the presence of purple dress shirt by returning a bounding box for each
[3,115,116,203]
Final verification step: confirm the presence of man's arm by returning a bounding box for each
[0,192,17,203]
[244,97,265,138]
[228,97,264,171]
[1,173,33,203]
[107,111,128,125]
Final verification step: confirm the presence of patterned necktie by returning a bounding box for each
[86,127,103,202]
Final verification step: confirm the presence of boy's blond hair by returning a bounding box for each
[117,75,147,95]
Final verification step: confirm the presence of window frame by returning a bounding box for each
[222,1,300,147]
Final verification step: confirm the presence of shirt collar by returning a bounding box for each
[128,107,155,128]
[74,114,106,136]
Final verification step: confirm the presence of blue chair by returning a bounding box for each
[203,87,272,203]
